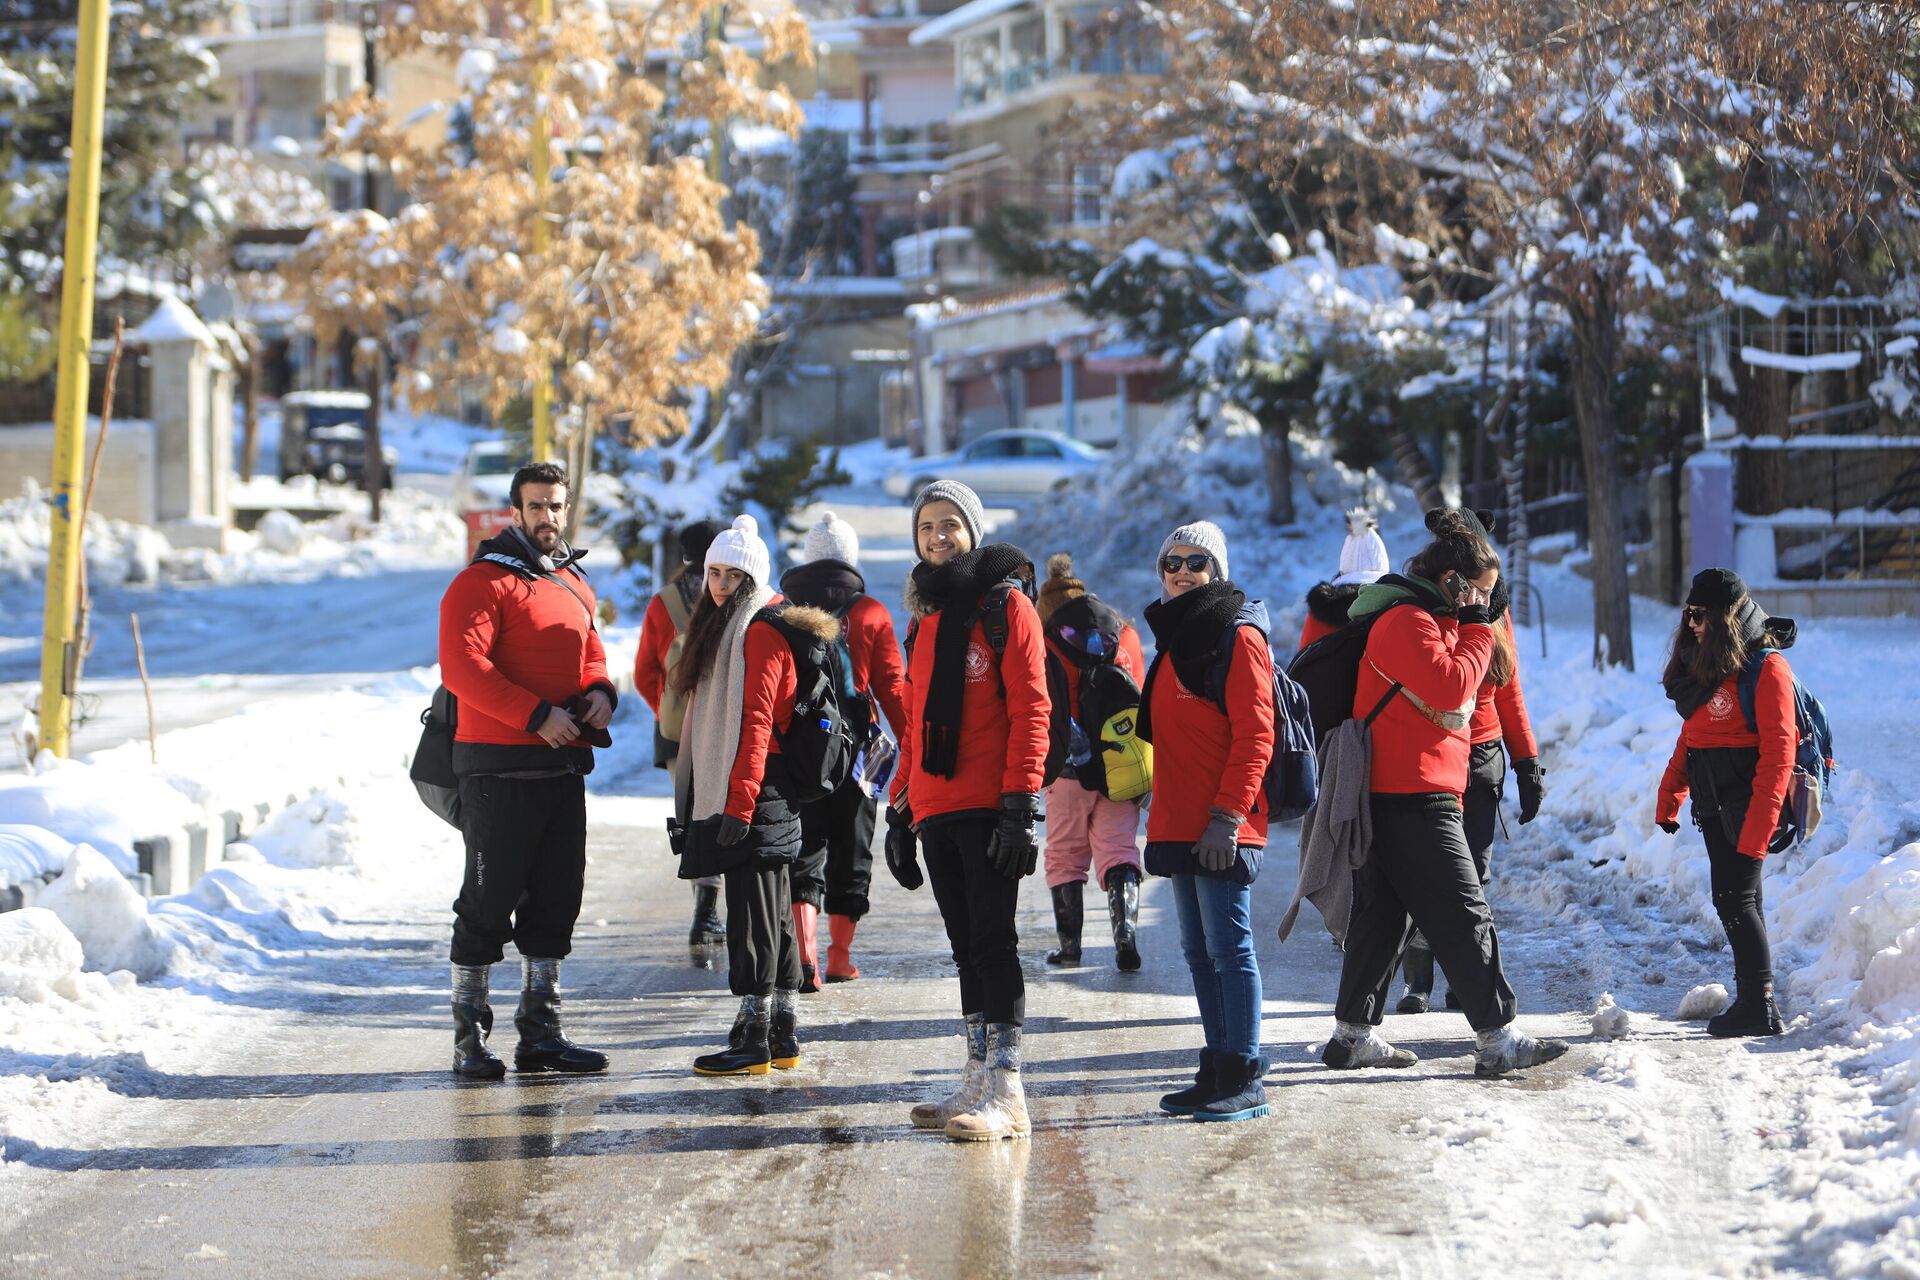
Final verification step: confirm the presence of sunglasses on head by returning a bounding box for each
[1683,606,1709,624]
[1161,553,1212,575]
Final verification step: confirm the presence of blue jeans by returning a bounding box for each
[1170,873,1262,1058]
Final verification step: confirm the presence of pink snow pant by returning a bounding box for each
[1044,780,1143,891]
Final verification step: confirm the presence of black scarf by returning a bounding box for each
[1144,581,1245,699]
[910,544,1034,779]
[1663,596,1769,720]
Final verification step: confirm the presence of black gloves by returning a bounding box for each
[1513,757,1546,825]
[885,803,922,890]
[1192,809,1242,873]
[1456,603,1492,627]
[986,792,1042,880]
[716,814,750,846]
[1657,820,1681,835]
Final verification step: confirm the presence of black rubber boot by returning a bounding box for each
[769,990,801,1070]
[1708,984,1785,1038]
[1194,1054,1270,1122]
[690,883,726,947]
[1159,1049,1216,1115]
[695,995,772,1076]
[1106,865,1142,972]
[451,963,506,1080]
[512,959,610,1074]
[1046,881,1083,965]
[1397,938,1434,1014]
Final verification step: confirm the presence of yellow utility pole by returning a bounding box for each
[529,0,554,463]
[37,0,112,759]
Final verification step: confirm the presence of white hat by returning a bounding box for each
[1333,508,1390,586]
[705,514,771,585]
[803,509,860,566]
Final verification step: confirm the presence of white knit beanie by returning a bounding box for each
[1158,520,1231,582]
[803,509,860,567]
[705,514,771,585]
[1334,508,1390,586]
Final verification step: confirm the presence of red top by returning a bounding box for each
[843,594,911,739]
[1044,623,1146,721]
[1354,607,1496,795]
[725,613,796,822]
[1144,627,1276,846]
[1656,652,1797,857]
[893,589,1052,821]
[439,561,613,746]
[1468,615,1539,757]
[633,592,675,716]
[1297,612,1339,655]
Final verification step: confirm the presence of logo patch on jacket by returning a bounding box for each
[1709,688,1737,721]
[965,641,994,683]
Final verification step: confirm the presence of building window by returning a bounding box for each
[1072,163,1112,226]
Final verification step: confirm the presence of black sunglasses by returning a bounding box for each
[1683,606,1709,624]
[1161,553,1212,575]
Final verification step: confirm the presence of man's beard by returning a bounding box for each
[526,524,560,549]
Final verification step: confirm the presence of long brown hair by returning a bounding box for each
[1486,616,1516,687]
[672,572,758,698]
[1662,599,1751,692]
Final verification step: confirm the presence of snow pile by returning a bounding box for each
[1590,993,1633,1039]
[0,910,85,1002]
[1677,984,1732,1020]
[0,478,169,588]
[0,759,201,879]
[34,846,180,980]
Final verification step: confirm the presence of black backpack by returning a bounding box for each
[756,605,859,804]
[1286,599,1416,746]
[1044,596,1147,800]
[410,685,462,828]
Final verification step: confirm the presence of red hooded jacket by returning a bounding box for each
[1656,652,1797,858]
[1144,626,1276,846]
[634,592,676,716]
[1297,612,1338,654]
[844,594,911,739]
[1355,606,1496,795]
[893,590,1051,823]
[725,613,796,822]
[1468,615,1539,757]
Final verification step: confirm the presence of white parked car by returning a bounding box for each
[883,430,1105,504]
[455,440,518,512]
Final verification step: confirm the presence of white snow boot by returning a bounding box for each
[911,1013,989,1130]
[945,1023,1031,1142]
[1473,1024,1570,1077]
[1321,1020,1419,1069]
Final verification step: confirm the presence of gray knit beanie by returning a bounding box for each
[1158,520,1231,582]
[910,480,985,558]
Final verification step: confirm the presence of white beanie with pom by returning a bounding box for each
[803,509,860,567]
[705,514,772,586]
[1333,508,1390,585]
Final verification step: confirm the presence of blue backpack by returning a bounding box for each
[1736,649,1834,844]
[1201,601,1320,823]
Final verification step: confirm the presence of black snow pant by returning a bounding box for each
[1703,818,1773,992]
[1337,793,1516,1033]
[1462,740,1507,885]
[450,773,587,967]
[793,777,879,919]
[923,815,1025,1026]
[725,863,805,998]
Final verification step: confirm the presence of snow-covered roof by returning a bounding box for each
[130,297,215,348]
[910,0,1032,46]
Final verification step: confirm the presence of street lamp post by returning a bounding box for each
[360,0,386,520]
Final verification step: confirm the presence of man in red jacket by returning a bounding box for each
[439,462,614,1081]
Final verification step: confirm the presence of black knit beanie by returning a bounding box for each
[678,519,727,565]
[1686,567,1746,610]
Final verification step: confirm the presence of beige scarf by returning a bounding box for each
[675,583,776,823]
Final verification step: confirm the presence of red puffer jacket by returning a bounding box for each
[725,614,796,822]
[1044,623,1146,721]
[1656,652,1797,857]
[893,590,1051,822]
[1144,626,1276,846]
[1468,615,1539,757]
[1355,606,1496,795]
[633,592,675,716]
[843,594,911,739]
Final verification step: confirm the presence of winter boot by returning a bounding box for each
[911,1013,989,1129]
[825,913,861,983]
[1106,865,1142,973]
[512,958,609,1074]
[1159,1049,1218,1116]
[1045,882,1084,965]
[1194,1053,1270,1122]
[945,1023,1032,1142]
[1473,1024,1571,1077]
[791,902,821,993]
[695,995,772,1076]
[1397,938,1434,1014]
[1707,984,1785,1038]
[690,882,726,948]
[1322,1020,1419,1069]
[769,989,802,1069]
[451,963,506,1080]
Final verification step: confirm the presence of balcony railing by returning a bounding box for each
[957,46,1167,108]
[233,0,360,32]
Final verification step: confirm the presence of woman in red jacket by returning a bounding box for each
[1139,521,1275,1123]
[1655,568,1796,1038]
[674,515,833,1076]
[885,480,1050,1142]
[1398,529,1546,1014]
[1324,509,1567,1077]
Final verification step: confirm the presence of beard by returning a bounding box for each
[524,522,561,550]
